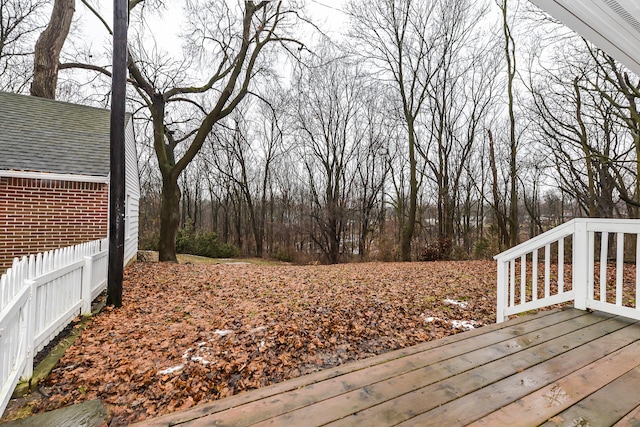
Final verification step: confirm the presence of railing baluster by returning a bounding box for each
[496,260,508,323]
[600,231,608,302]
[520,255,526,304]
[510,259,515,308]
[588,231,595,300]
[558,237,564,293]
[616,232,624,307]
[532,249,538,301]
[545,244,551,298]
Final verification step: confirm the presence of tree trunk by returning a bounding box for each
[488,129,509,249]
[501,0,518,247]
[31,0,75,99]
[158,175,181,262]
[401,120,418,261]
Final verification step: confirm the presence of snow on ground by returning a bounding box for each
[157,365,184,375]
[422,314,480,331]
[444,298,469,308]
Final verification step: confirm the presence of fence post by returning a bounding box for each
[496,258,508,323]
[81,256,93,315]
[573,219,588,310]
[22,279,36,379]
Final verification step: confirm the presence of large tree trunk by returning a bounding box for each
[31,0,74,99]
[158,175,181,262]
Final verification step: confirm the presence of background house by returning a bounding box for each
[0,91,140,271]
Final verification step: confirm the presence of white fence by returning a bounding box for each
[495,218,640,323]
[0,238,108,416]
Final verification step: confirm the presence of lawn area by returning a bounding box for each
[4,260,499,425]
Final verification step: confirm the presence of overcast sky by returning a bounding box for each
[75,1,350,62]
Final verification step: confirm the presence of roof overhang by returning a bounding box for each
[0,170,109,184]
[530,0,640,76]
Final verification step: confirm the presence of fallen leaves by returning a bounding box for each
[21,260,501,425]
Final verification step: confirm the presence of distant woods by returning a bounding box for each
[1,0,639,262]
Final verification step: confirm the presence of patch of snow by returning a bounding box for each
[182,348,193,359]
[249,326,268,334]
[190,356,211,365]
[158,364,184,375]
[197,341,207,347]
[444,299,469,308]
[451,320,477,331]
[214,329,234,337]
[421,314,479,331]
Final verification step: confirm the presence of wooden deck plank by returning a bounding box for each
[185,310,602,427]
[246,312,618,427]
[613,403,640,427]
[134,308,577,426]
[540,366,640,426]
[467,341,640,426]
[395,318,640,427]
[325,315,636,427]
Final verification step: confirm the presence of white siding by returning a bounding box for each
[123,118,140,265]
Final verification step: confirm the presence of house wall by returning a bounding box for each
[0,176,108,271]
[124,119,140,265]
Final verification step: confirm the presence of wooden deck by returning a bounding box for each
[135,308,640,426]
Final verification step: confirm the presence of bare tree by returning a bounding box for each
[496,0,520,246]
[0,0,47,91]
[206,97,286,257]
[347,0,440,261]
[30,0,74,98]
[295,53,362,263]
[418,0,496,251]
[69,0,304,261]
[529,41,629,219]
[354,88,391,258]
[585,48,640,217]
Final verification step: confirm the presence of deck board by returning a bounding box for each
[337,319,624,426]
[134,308,640,427]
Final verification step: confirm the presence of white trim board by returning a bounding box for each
[0,170,109,184]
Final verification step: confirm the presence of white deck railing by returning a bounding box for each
[0,238,108,416]
[495,218,640,323]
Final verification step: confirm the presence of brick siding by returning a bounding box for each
[0,176,108,271]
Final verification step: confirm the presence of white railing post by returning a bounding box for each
[81,255,93,315]
[573,219,588,310]
[496,259,508,323]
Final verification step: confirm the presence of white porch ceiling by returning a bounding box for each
[530,0,640,76]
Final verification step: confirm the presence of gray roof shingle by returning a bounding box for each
[0,91,111,177]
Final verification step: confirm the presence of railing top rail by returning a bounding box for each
[494,217,640,262]
[494,219,577,262]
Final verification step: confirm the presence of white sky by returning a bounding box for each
[306,0,349,36]
[75,1,349,60]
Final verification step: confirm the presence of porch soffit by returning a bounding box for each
[530,0,640,76]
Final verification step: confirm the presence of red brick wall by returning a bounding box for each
[0,176,108,271]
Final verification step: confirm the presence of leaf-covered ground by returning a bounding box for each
[6,260,500,425]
